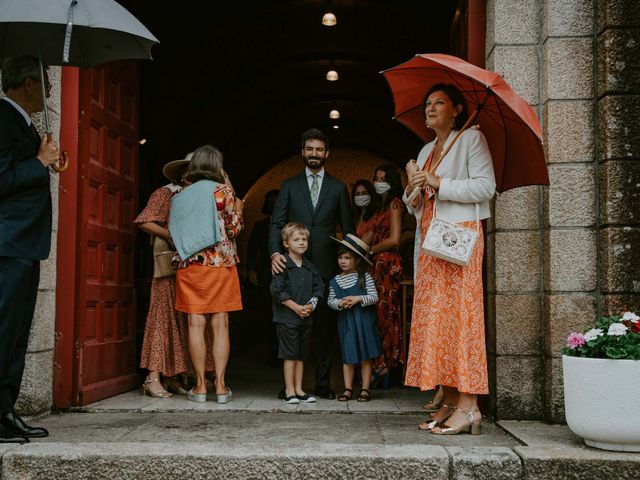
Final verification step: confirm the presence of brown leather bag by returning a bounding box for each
[152,236,176,278]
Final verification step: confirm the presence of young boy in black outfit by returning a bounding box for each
[270,223,324,404]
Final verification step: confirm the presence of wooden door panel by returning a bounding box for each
[73,62,139,405]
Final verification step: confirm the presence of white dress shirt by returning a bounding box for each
[305,166,325,192]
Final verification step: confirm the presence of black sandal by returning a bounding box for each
[357,388,371,402]
[337,388,353,401]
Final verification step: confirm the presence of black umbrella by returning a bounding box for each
[0,0,159,170]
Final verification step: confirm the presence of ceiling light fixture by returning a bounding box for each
[326,70,339,81]
[329,109,340,119]
[138,138,147,145]
[322,12,337,26]
[333,125,339,129]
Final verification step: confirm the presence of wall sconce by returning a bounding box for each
[326,70,339,81]
[329,109,340,119]
[322,12,337,26]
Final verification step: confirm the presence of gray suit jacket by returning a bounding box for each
[269,170,355,279]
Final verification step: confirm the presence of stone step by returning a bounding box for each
[3,442,640,480]
[1,414,639,479]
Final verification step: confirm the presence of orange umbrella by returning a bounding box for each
[382,53,548,192]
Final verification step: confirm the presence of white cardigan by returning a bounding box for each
[403,128,496,276]
[408,128,496,222]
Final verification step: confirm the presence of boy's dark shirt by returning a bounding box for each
[270,254,324,326]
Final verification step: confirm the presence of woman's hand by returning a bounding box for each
[234,197,244,215]
[405,159,419,181]
[425,172,441,190]
[408,171,427,191]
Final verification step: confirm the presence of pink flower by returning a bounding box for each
[566,332,586,349]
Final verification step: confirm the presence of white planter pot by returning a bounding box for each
[563,355,640,452]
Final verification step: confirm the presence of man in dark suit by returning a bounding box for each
[269,128,355,399]
[0,55,59,443]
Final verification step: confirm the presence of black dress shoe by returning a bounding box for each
[314,386,336,399]
[0,424,29,444]
[1,411,48,438]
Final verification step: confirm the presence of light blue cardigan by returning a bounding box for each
[168,180,222,261]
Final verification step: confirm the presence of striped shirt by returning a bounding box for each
[328,271,378,310]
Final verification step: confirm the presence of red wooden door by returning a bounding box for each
[55,62,139,406]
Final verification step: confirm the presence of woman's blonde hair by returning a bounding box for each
[184,144,225,184]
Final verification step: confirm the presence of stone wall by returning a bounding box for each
[0,66,60,416]
[487,0,639,422]
[485,0,546,420]
[596,0,640,314]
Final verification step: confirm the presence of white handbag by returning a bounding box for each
[422,201,479,266]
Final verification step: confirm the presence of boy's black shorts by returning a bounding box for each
[276,323,312,361]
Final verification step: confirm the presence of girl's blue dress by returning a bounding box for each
[330,277,382,365]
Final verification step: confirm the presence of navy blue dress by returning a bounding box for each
[330,277,382,365]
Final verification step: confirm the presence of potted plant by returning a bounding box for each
[562,311,640,452]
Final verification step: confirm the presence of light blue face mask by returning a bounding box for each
[354,194,371,207]
[374,181,391,195]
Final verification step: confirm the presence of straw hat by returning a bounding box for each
[162,152,193,182]
[331,233,373,266]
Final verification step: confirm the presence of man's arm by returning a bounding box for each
[0,127,51,197]
[268,185,288,256]
[337,182,355,236]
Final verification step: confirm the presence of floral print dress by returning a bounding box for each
[367,197,405,371]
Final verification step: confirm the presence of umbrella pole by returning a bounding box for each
[37,50,51,134]
[38,48,69,172]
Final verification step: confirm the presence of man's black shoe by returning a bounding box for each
[277,389,285,400]
[0,424,29,444]
[1,411,48,438]
[314,386,336,399]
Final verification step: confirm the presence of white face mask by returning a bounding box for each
[354,194,371,207]
[374,181,391,195]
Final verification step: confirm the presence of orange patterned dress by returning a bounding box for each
[404,193,488,394]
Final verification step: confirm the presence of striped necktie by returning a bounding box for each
[310,173,319,208]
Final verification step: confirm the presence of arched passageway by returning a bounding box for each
[54,0,484,406]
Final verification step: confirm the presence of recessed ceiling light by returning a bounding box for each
[138,138,147,145]
[326,70,339,81]
[322,12,337,26]
[333,125,339,129]
[329,109,340,119]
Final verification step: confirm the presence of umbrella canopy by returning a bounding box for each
[382,53,548,192]
[0,0,158,66]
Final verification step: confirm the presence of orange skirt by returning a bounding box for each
[176,264,243,314]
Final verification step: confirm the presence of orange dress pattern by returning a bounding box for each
[404,193,488,394]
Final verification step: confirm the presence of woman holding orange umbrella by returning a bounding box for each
[403,83,495,435]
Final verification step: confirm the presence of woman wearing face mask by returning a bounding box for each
[359,164,405,388]
[351,180,379,238]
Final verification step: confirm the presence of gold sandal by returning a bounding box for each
[431,407,482,435]
[142,376,172,398]
[417,404,454,430]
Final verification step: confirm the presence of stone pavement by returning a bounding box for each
[2,352,639,479]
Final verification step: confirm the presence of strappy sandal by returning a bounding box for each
[431,407,482,435]
[417,404,454,430]
[337,388,353,401]
[142,376,172,398]
[357,389,371,402]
